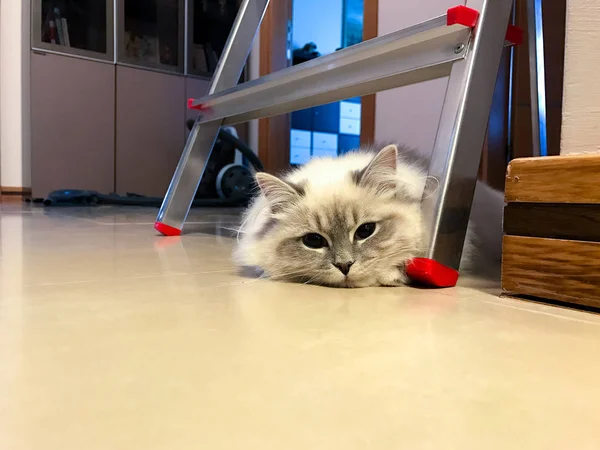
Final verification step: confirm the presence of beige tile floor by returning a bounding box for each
[1,201,600,450]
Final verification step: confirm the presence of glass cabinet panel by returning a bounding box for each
[119,0,185,73]
[32,0,114,61]
[187,0,239,76]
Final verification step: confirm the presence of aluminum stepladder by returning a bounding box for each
[155,0,520,287]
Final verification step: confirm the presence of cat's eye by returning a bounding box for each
[302,233,328,249]
[355,223,376,240]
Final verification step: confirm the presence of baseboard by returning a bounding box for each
[1,186,32,197]
[502,154,600,308]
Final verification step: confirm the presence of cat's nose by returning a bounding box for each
[333,261,354,276]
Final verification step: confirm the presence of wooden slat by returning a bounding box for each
[504,203,600,242]
[502,236,600,308]
[505,154,600,203]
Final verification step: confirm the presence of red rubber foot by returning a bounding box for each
[447,5,480,28]
[154,221,182,236]
[406,258,459,288]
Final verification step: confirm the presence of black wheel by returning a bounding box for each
[216,164,255,202]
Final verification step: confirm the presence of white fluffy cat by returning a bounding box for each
[234,144,504,287]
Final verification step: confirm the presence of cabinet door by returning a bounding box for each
[32,0,114,61]
[115,66,186,197]
[118,0,185,73]
[30,52,115,198]
[187,0,239,76]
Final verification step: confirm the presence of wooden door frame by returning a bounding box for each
[258,0,293,174]
[258,0,378,172]
[360,0,378,145]
[511,0,566,159]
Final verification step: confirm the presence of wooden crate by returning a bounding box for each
[502,154,600,308]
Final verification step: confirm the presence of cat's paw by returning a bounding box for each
[377,267,408,287]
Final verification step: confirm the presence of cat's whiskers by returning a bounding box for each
[218,267,316,289]
[302,273,323,285]
[422,175,440,200]
[236,211,253,243]
[271,267,318,281]
[218,226,246,235]
[236,202,272,243]
[361,248,418,270]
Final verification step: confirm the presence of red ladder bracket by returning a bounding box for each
[447,5,523,45]
[447,5,480,28]
[187,97,205,111]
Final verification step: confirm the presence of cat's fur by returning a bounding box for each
[234,144,504,288]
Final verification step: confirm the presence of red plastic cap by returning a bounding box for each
[406,258,459,288]
[154,221,182,236]
[505,25,524,45]
[447,5,480,28]
[187,98,204,111]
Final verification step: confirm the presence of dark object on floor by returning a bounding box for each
[186,122,263,193]
[43,126,263,208]
[187,119,264,199]
[43,190,102,206]
[187,123,262,201]
[215,164,255,200]
[43,190,249,208]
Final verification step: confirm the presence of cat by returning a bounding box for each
[233,144,504,288]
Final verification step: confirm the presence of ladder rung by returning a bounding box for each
[190,14,472,125]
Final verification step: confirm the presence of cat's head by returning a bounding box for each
[247,145,425,287]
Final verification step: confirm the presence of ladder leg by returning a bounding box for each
[406,0,514,287]
[155,0,271,235]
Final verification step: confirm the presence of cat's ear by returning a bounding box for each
[357,144,398,194]
[255,172,301,213]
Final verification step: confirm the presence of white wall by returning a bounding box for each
[561,0,600,155]
[375,0,457,156]
[0,0,31,189]
[292,0,343,55]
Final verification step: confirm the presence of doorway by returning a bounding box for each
[257,0,566,184]
[288,0,364,165]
